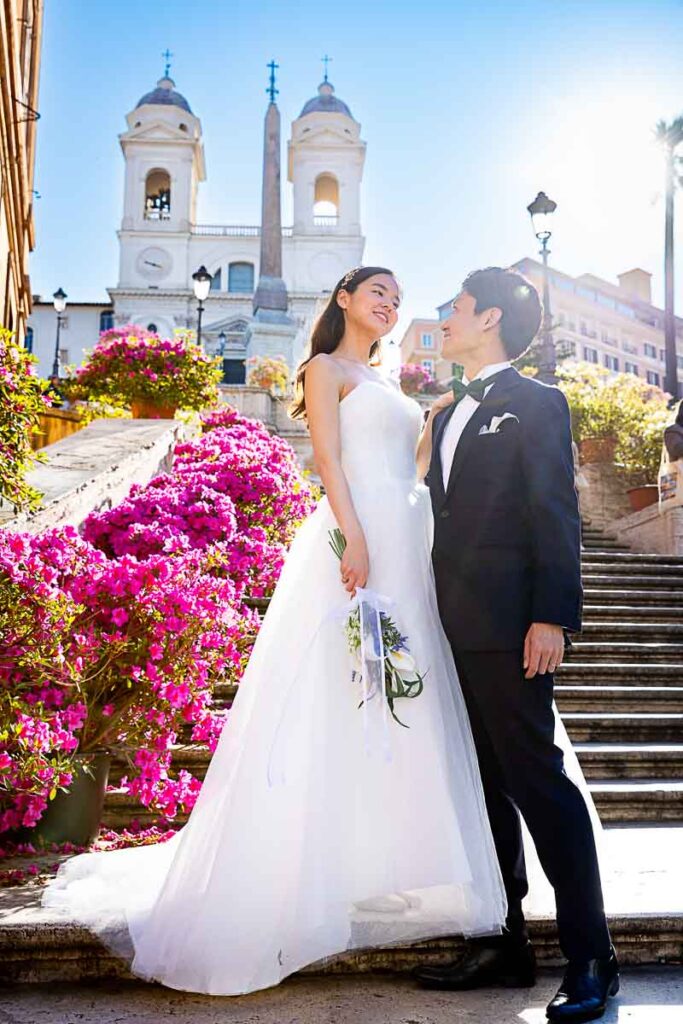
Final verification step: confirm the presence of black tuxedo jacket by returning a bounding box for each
[427,367,582,651]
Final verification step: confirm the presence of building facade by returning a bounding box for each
[401,259,683,392]
[399,316,449,381]
[0,0,43,343]
[110,74,366,370]
[27,299,113,378]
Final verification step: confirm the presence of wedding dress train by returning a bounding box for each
[44,380,512,994]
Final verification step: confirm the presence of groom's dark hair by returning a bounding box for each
[462,267,542,360]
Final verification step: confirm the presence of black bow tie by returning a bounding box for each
[451,377,488,404]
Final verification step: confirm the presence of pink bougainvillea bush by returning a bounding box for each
[0,406,317,836]
[0,527,260,833]
[84,409,317,595]
[67,326,222,411]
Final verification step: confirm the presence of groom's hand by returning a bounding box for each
[523,622,564,678]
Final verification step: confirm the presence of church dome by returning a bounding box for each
[135,76,192,114]
[299,81,353,119]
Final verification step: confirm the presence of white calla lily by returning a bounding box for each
[388,648,417,675]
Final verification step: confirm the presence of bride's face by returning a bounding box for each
[338,274,400,337]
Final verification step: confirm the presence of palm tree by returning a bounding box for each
[655,117,683,401]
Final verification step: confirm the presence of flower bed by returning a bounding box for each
[0,406,317,838]
[66,326,222,413]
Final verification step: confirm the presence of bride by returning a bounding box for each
[44,266,508,996]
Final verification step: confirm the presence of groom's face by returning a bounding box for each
[440,291,486,361]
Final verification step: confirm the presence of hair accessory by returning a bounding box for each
[339,267,364,290]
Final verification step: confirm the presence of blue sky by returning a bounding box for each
[31,0,683,337]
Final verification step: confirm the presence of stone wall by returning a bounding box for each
[576,460,632,530]
[609,503,683,556]
[3,419,196,535]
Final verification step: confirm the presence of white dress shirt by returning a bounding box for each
[440,361,512,490]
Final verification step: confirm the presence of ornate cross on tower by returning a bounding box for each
[321,54,332,83]
[162,49,173,77]
[267,60,279,103]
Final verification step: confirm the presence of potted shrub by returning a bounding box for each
[68,326,222,418]
[246,354,291,396]
[399,363,435,396]
[558,364,620,463]
[559,362,671,502]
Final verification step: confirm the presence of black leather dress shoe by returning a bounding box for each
[413,938,536,990]
[546,946,619,1022]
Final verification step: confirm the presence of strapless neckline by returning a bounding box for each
[339,379,402,410]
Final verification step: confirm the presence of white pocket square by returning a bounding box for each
[479,413,519,435]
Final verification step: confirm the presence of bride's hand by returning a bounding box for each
[429,391,455,416]
[340,532,369,596]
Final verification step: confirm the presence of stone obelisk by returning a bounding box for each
[253,63,288,318]
[247,61,297,366]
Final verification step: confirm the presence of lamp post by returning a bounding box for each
[51,287,68,379]
[526,191,557,384]
[192,265,212,351]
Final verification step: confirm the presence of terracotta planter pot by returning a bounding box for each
[131,398,177,419]
[579,437,617,464]
[627,484,659,513]
[32,752,110,847]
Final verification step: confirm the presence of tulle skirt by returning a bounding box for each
[44,482,509,994]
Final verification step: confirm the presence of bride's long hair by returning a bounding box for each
[289,265,397,420]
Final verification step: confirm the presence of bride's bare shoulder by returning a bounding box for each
[304,353,345,399]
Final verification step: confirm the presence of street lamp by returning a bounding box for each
[51,287,68,379]
[192,265,212,351]
[527,191,557,384]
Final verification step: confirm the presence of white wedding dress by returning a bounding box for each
[43,380,511,995]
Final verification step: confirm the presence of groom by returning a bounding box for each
[416,267,619,1022]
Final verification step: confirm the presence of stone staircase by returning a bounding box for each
[102,525,683,830]
[556,525,683,824]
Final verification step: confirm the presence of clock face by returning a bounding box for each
[136,247,172,281]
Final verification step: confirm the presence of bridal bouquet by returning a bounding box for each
[328,529,425,728]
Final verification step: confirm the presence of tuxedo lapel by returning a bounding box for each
[443,367,523,502]
[430,402,458,503]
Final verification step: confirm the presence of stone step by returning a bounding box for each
[582,541,631,551]
[102,780,683,830]
[583,587,683,605]
[573,743,683,780]
[583,605,683,623]
[109,740,683,785]
[556,686,683,714]
[587,781,683,823]
[582,552,683,567]
[579,622,683,641]
[582,573,683,589]
[564,714,683,743]
[582,561,683,577]
[567,642,683,663]
[558,663,683,683]
[0,908,679,983]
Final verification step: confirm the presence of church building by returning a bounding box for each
[28,63,367,381]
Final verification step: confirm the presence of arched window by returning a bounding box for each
[228,262,254,293]
[145,169,171,220]
[210,268,222,292]
[25,325,34,353]
[313,173,339,224]
[99,309,114,332]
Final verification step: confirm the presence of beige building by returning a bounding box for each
[0,1,43,344]
[514,258,683,389]
[399,316,452,382]
[401,259,683,391]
